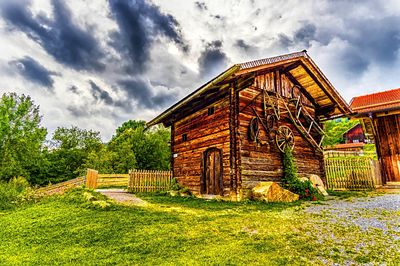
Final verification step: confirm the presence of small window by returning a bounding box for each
[182,134,187,142]
[208,106,215,116]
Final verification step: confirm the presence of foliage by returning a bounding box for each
[84,121,170,173]
[0,93,47,181]
[51,126,102,152]
[167,178,193,196]
[281,147,319,200]
[115,120,146,136]
[0,177,33,210]
[322,118,359,146]
[28,127,103,185]
[0,192,399,265]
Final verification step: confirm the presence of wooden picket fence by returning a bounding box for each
[324,157,381,190]
[128,169,173,192]
[85,169,173,192]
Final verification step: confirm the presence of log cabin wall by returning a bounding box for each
[237,71,325,195]
[374,114,400,182]
[172,97,232,196]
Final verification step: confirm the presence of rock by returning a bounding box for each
[309,175,329,196]
[252,182,299,202]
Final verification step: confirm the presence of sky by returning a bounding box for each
[1,0,400,140]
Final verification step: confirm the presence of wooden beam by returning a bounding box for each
[298,62,347,114]
[282,61,302,73]
[284,70,320,109]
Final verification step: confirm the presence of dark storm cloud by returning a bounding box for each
[275,15,400,76]
[118,78,177,109]
[89,80,114,105]
[9,56,56,88]
[235,39,252,51]
[108,0,188,74]
[195,2,208,11]
[198,40,228,79]
[1,0,105,71]
[293,23,316,47]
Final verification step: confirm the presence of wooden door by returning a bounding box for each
[375,115,400,182]
[202,148,223,195]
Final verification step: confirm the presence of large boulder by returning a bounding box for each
[252,182,299,202]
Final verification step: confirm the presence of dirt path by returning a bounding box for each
[96,188,147,206]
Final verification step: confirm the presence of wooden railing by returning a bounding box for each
[128,169,172,192]
[36,176,85,195]
[324,157,381,190]
[85,169,173,192]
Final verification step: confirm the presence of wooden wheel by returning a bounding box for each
[275,125,295,152]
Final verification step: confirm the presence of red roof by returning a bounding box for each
[350,88,400,114]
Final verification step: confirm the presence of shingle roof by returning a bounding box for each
[350,88,400,114]
[239,51,306,70]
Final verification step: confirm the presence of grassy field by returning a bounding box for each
[0,189,399,265]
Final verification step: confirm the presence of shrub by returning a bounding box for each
[0,177,32,210]
[168,178,193,197]
[281,147,319,200]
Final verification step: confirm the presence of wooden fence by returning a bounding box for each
[324,157,382,190]
[36,176,85,195]
[128,169,173,192]
[85,169,173,192]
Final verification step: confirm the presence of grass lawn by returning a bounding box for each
[0,189,399,265]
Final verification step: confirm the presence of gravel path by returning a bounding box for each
[306,193,400,232]
[96,188,147,206]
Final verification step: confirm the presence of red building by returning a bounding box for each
[350,88,400,184]
[343,123,366,144]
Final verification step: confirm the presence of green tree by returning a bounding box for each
[322,118,359,146]
[115,120,146,136]
[0,93,47,181]
[29,126,103,185]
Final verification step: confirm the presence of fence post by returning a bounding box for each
[86,169,98,189]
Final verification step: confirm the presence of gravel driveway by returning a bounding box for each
[306,193,400,232]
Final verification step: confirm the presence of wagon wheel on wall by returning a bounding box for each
[275,125,295,152]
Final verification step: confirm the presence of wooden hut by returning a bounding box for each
[350,88,400,184]
[148,51,350,199]
[343,123,366,144]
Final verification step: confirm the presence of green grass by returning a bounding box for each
[0,189,399,265]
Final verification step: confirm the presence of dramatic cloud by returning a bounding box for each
[198,40,228,80]
[89,80,114,105]
[9,56,56,88]
[1,0,105,71]
[1,0,400,140]
[108,0,188,73]
[118,78,177,109]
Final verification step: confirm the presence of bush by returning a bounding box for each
[168,178,193,197]
[281,147,319,200]
[0,177,31,210]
